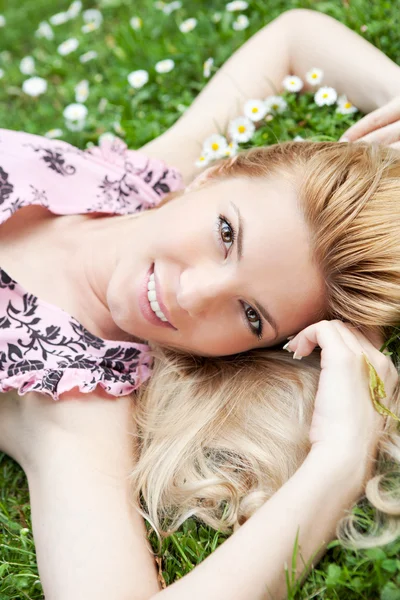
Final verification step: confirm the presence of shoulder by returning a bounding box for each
[2,388,139,473]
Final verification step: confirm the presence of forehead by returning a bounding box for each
[207,175,326,338]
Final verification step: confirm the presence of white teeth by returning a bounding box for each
[147,271,168,322]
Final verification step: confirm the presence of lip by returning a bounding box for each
[138,264,177,330]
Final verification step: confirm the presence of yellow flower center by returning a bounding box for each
[252,107,259,113]
[344,102,352,109]
[272,104,278,110]
[199,156,206,161]
[322,93,328,98]
[238,125,246,133]
[211,143,220,151]
[312,73,317,79]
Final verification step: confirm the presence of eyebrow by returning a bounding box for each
[230,201,279,340]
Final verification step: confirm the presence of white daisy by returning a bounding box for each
[79,50,98,63]
[293,135,305,141]
[99,132,116,144]
[264,95,287,114]
[226,0,249,11]
[63,103,88,131]
[305,67,323,86]
[20,56,35,76]
[65,119,86,132]
[67,1,82,18]
[155,59,175,73]
[179,18,197,33]
[22,76,47,97]
[98,98,108,112]
[203,134,229,159]
[336,94,358,115]
[35,21,54,40]
[228,117,255,143]
[50,12,70,26]
[58,38,79,56]
[314,86,338,106]
[113,121,126,135]
[0,69,4,79]
[282,75,303,93]
[244,99,268,122]
[75,79,89,103]
[83,9,103,27]
[212,12,222,22]
[63,103,88,121]
[0,15,5,27]
[224,141,239,157]
[203,57,214,78]
[82,22,100,33]
[127,69,149,89]
[44,128,64,139]
[232,14,249,30]
[195,154,211,168]
[130,16,143,30]
[163,1,182,14]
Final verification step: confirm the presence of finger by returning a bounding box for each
[356,120,400,145]
[333,322,381,359]
[334,323,397,394]
[285,320,357,361]
[340,98,400,142]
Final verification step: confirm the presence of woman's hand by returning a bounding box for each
[340,96,400,149]
[286,320,398,484]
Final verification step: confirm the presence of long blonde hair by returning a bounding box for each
[130,141,400,549]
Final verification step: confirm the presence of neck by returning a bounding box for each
[67,213,142,343]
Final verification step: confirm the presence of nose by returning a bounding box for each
[177,265,235,316]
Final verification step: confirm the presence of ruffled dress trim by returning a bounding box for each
[0,130,183,400]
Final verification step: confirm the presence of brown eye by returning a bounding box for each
[245,306,258,322]
[218,217,235,253]
[243,302,262,337]
[221,223,233,243]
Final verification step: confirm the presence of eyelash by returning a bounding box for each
[215,215,263,340]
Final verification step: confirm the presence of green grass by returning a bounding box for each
[1,0,400,598]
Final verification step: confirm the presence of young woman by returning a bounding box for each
[1,9,400,600]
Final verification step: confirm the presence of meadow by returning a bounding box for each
[0,0,400,598]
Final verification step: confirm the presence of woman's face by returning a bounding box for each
[107,175,326,356]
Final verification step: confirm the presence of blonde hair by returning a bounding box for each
[130,141,400,550]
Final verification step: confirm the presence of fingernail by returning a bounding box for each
[293,350,303,360]
[282,341,293,352]
[340,136,349,143]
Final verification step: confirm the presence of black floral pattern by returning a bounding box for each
[0,128,183,400]
[0,268,148,397]
[0,166,14,204]
[98,173,140,208]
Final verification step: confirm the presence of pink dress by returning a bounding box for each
[0,128,183,400]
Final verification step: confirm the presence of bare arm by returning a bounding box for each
[150,449,361,600]
[16,392,161,600]
[142,9,400,184]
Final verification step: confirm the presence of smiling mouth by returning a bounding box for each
[147,272,169,323]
